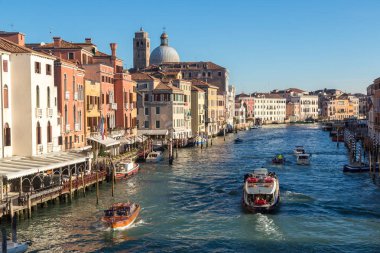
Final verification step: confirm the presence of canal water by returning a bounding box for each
[15,125,380,252]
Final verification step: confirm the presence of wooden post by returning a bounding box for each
[176,139,178,158]
[81,170,85,197]
[223,128,226,141]
[2,227,7,253]
[69,166,73,202]
[111,162,115,197]
[96,171,99,205]
[11,215,16,243]
[369,149,373,173]
[9,200,13,221]
[27,195,31,219]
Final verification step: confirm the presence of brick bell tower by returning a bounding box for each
[133,27,150,70]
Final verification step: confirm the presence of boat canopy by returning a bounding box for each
[253,168,268,176]
[245,181,276,195]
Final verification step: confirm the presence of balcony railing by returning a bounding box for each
[47,143,53,153]
[75,123,80,132]
[65,124,70,133]
[35,108,43,118]
[65,91,70,100]
[74,92,78,101]
[46,108,53,117]
[109,103,117,110]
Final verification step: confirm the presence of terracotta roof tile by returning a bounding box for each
[0,38,32,53]
[191,85,205,92]
[131,72,155,81]
[191,79,219,90]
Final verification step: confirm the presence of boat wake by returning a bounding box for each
[282,191,314,202]
[255,213,284,241]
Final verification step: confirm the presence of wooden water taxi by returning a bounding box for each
[294,146,305,155]
[297,153,310,165]
[242,168,280,213]
[102,202,141,230]
[115,161,139,179]
[145,151,163,162]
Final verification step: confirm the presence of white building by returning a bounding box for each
[289,95,319,120]
[253,93,286,124]
[0,36,60,156]
[227,85,236,127]
[234,101,246,126]
[0,48,12,158]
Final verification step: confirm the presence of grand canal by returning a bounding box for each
[16,125,380,252]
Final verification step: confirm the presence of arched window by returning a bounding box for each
[36,85,40,108]
[36,121,41,145]
[4,123,10,146]
[3,85,8,109]
[47,87,50,108]
[47,121,52,143]
[64,105,68,125]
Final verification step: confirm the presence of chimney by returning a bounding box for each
[53,37,62,47]
[0,32,25,46]
[110,43,117,57]
[85,38,92,44]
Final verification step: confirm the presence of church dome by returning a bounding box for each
[150,32,180,65]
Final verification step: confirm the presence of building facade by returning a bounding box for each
[252,93,286,124]
[191,85,206,136]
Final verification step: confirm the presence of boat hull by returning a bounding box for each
[115,164,139,179]
[343,164,379,173]
[102,205,141,230]
[242,195,280,213]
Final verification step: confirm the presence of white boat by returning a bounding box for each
[297,153,310,165]
[115,161,139,179]
[242,168,280,213]
[0,241,28,253]
[294,146,305,154]
[145,151,163,162]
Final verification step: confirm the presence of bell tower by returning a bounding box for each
[133,28,150,70]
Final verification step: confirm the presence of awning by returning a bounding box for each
[137,129,168,136]
[0,152,90,180]
[70,145,93,152]
[87,136,120,147]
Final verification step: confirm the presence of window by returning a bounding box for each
[144,94,149,102]
[3,60,8,72]
[218,71,222,77]
[64,74,67,93]
[4,123,10,146]
[3,85,8,108]
[47,87,50,108]
[145,108,149,115]
[156,120,160,128]
[188,72,192,78]
[144,121,149,128]
[68,52,74,59]
[64,105,68,125]
[35,62,41,73]
[36,86,40,108]
[46,64,51,75]
[47,121,52,143]
[208,72,211,77]
[156,107,160,114]
[74,105,76,124]
[36,122,41,145]
[73,76,75,93]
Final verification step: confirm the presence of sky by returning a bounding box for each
[1,0,380,94]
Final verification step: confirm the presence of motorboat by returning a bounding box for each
[0,241,28,253]
[242,168,280,213]
[297,153,310,165]
[343,162,379,173]
[102,202,141,230]
[234,138,243,143]
[272,154,285,164]
[145,151,163,162]
[115,161,139,179]
[294,146,305,155]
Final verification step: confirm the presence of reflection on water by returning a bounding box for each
[12,124,380,252]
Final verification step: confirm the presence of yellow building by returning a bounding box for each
[217,94,225,131]
[84,79,101,136]
[191,85,206,136]
[192,80,218,136]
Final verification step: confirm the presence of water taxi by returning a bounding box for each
[294,146,305,155]
[115,161,139,179]
[0,241,28,253]
[297,153,310,165]
[145,151,163,162]
[242,168,280,213]
[102,202,141,230]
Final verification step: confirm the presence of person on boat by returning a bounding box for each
[277,154,283,160]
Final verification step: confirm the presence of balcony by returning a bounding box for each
[36,144,43,154]
[65,91,70,100]
[46,108,53,117]
[74,92,78,101]
[47,143,53,153]
[125,103,129,110]
[65,124,70,133]
[109,103,117,110]
[75,123,80,132]
[35,108,43,118]
[110,129,125,138]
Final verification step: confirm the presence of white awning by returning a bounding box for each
[0,152,89,180]
[87,136,120,147]
[137,129,168,136]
